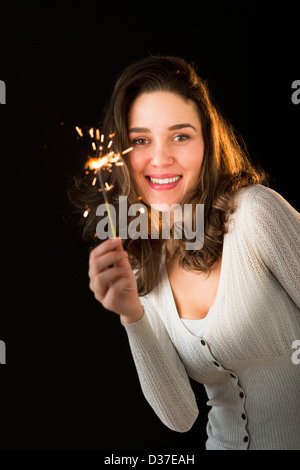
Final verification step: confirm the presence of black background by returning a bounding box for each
[1,1,299,451]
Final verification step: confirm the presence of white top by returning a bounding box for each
[181,315,211,337]
[121,185,300,450]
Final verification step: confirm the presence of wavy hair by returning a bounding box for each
[69,55,267,295]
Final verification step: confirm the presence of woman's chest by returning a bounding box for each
[166,257,222,320]
[161,248,298,367]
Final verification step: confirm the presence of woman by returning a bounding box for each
[71,56,300,450]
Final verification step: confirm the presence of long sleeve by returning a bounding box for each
[119,185,300,449]
[248,186,300,308]
[121,296,199,432]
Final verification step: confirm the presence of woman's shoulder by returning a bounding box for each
[231,184,298,220]
[233,183,279,208]
[229,184,300,239]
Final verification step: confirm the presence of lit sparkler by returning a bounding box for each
[75,126,133,239]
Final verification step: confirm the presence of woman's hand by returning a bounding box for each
[88,238,144,324]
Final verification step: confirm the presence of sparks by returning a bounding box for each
[89,155,111,170]
[121,146,133,155]
[75,125,131,242]
[75,126,83,137]
[105,182,114,191]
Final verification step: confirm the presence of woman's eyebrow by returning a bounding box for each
[128,123,197,133]
[128,127,150,133]
[168,123,197,131]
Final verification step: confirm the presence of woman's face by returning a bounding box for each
[127,91,205,209]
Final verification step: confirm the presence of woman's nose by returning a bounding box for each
[151,142,174,167]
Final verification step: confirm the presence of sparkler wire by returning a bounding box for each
[76,125,132,243]
[93,132,117,239]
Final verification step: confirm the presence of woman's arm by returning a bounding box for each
[121,298,199,432]
[248,186,300,307]
[88,238,199,432]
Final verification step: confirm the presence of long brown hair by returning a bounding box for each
[69,55,267,295]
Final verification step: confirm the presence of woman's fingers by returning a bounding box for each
[89,249,126,277]
[90,237,123,260]
[89,238,125,277]
[88,238,132,303]
[102,276,132,312]
[92,265,127,301]
[87,237,141,318]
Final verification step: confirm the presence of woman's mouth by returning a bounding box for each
[146,174,182,190]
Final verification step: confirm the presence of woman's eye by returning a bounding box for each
[133,138,148,146]
[173,134,190,142]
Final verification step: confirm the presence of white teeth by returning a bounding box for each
[149,176,181,184]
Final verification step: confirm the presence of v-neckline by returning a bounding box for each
[160,239,227,335]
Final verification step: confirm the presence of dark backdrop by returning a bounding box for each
[1,1,299,451]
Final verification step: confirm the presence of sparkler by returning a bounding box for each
[76,126,133,239]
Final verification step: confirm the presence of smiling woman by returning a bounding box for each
[127,91,205,208]
[69,55,300,450]
[70,56,266,295]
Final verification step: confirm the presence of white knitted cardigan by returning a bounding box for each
[122,185,300,450]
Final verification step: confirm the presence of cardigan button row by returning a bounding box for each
[200,338,249,447]
[200,340,220,366]
[237,385,248,445]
